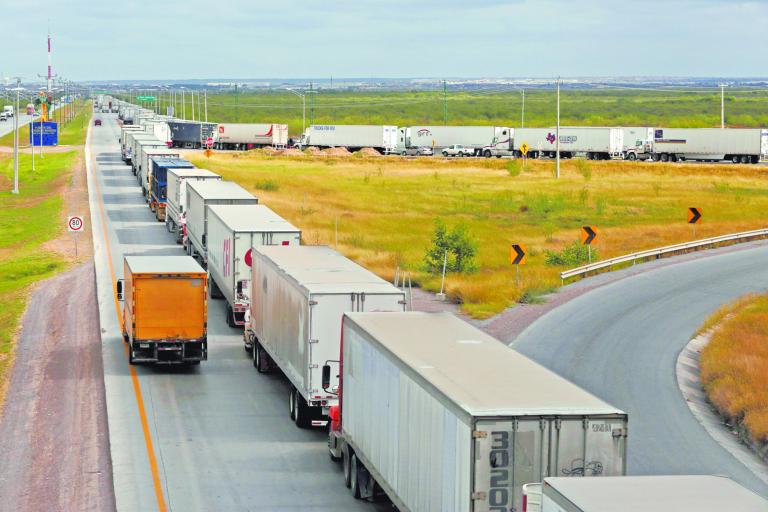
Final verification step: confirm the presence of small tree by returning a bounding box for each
[424,219,478,274]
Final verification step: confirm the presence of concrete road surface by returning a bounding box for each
[86,115,390,511]
[513,243,768,497]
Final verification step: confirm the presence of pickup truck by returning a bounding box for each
[441,144,473,157]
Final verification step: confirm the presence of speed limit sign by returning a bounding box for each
[68,215,84,232]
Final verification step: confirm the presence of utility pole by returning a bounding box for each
[443,80,448,125]
[11,79,22,194]
[204,89,208,122]
[309,82,315,126]
[556,78,561,179]
[719,83,727,129]
[235,83,239,123]
[191,88,195,121]
[181,87,186,120]
[521,88,525,128]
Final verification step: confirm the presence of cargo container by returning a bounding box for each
[298,125,398,153]
[169,121,218,149]
[132,138,167,184]
[138,147,179,198]
[398,126,511,155]
[185,180,258,263]
[149,158,194,222]
[117,256,208,365]
[326,312,628,510]
[166,168,221,242]
[513,127,625,160]
[119,125,145,159]
[649,128,763,163]
[214,123,289,150]
[537,476,768,512]
[247,246,407,428]
[124,132,160,166]
[207,205,301,327]
[121,130,153,163]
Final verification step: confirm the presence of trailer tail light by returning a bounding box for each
[281,241,289,246]
[522,495,528,512]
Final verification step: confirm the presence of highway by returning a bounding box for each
[0,112,34,139]
[512,243,768,497]
[87,114,389,511]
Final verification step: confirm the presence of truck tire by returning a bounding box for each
[626,152,637,161]
[741,155,750,164]
[226,305,236,328]
[294,392,311,429]
[483,150,492,158]
[660,153,669,162]
[254,342,270,373]
[401,151,406,156]
[342,445,352,488]
[289,388,297,421]
[442,151,448,157]
[350,453,362,498]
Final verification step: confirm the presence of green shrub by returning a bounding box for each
[254,178,279,191]
[576,159,592,181]
[545,242,596,266]
[423,219,478,274]
[506,159,521,177]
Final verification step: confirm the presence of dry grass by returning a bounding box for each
[189,150,768,318]
[700,294,768,442]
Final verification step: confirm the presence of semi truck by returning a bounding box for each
[124,132,160,166]
[117,256,208,365]
[166,168,221,242]
[138,147,179,198]
[207,204,301,327]
[133,139,170,184]
[184,180,258,264]
[214,123,289,150]
[247,246,407,428]
[648,128,764,163]
[296,125,398,153]
[169,121,218,149]
[398,125,511,155]
[119,125,145,158]
[149,158,194,222]
[534,475,768,512]
[512,127,627,160]
[325,312,628,510]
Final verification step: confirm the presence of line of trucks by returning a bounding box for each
[105,97,768,511]
[113,97,768,163]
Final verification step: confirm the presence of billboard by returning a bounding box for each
[29,122,58,146]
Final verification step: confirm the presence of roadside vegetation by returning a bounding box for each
[0,99,89,147]
[189,150,768,318]
[700,294,768,443]
[0,101,90,408]
[139,88,768,135]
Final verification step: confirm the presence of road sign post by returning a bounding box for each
[520,142,529,171]
[68,215,84,257]
[510,243,527,287]
[581,226,598,263]
[688,207,702,238]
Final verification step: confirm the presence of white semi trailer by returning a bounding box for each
[298,125,398,153]
[536,475,768,512]
[119,125,145,158]
[206,204,301,328]
[214,123,289,149]
[649,128,764,163]
[166,168,221,242]
[138,147,179,199]
[325,312,628,510]
[247,246,407,428]
[398,126,512,155]
[513,127,626,160]
[184,180,257,264]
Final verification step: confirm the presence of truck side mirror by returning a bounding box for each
[116,279,124,301]
[321,364,331,391]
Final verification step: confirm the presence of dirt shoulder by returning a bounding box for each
[0,261,115,511]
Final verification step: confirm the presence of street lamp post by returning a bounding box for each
[11,80,23,194]
[287,89,307,134]
[719,83,728,129]
[555,78,561,179]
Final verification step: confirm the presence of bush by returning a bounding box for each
[576,159,592,181]
[545,242,596,266]
[423,219,478,274]
[254,179,279,191]
[506,160,521,177]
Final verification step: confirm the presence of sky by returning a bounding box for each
[1,0,767,81]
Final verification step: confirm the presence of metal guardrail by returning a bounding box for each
[561,228,768,282]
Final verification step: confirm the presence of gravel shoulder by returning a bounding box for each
[0,262,115,511]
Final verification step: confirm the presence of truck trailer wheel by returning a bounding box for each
[293,392,311,429]
[342,445,352,488]
[226,305,236,328]
[253,342,270,373]
[626,152,637,161]
[289,388,297,421]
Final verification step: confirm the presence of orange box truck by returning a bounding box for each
[118,256,208,365]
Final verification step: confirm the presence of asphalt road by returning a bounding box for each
[0,112,34,139]
[512,243,768,497]
[87,115,390,511]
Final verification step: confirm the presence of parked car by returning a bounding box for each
[94,119,102,126]
[400,146,433,156]
[442,144,473,157]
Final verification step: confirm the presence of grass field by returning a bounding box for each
[188,151,768,318]
[0,101,89,406]
[135,88,768,135]
[700,294,768,442]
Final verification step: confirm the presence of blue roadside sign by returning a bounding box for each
[29,122,59,146]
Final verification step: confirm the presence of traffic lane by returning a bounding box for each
[512,245,768,497]
[92,115,389,511]
[0,113,34,138]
